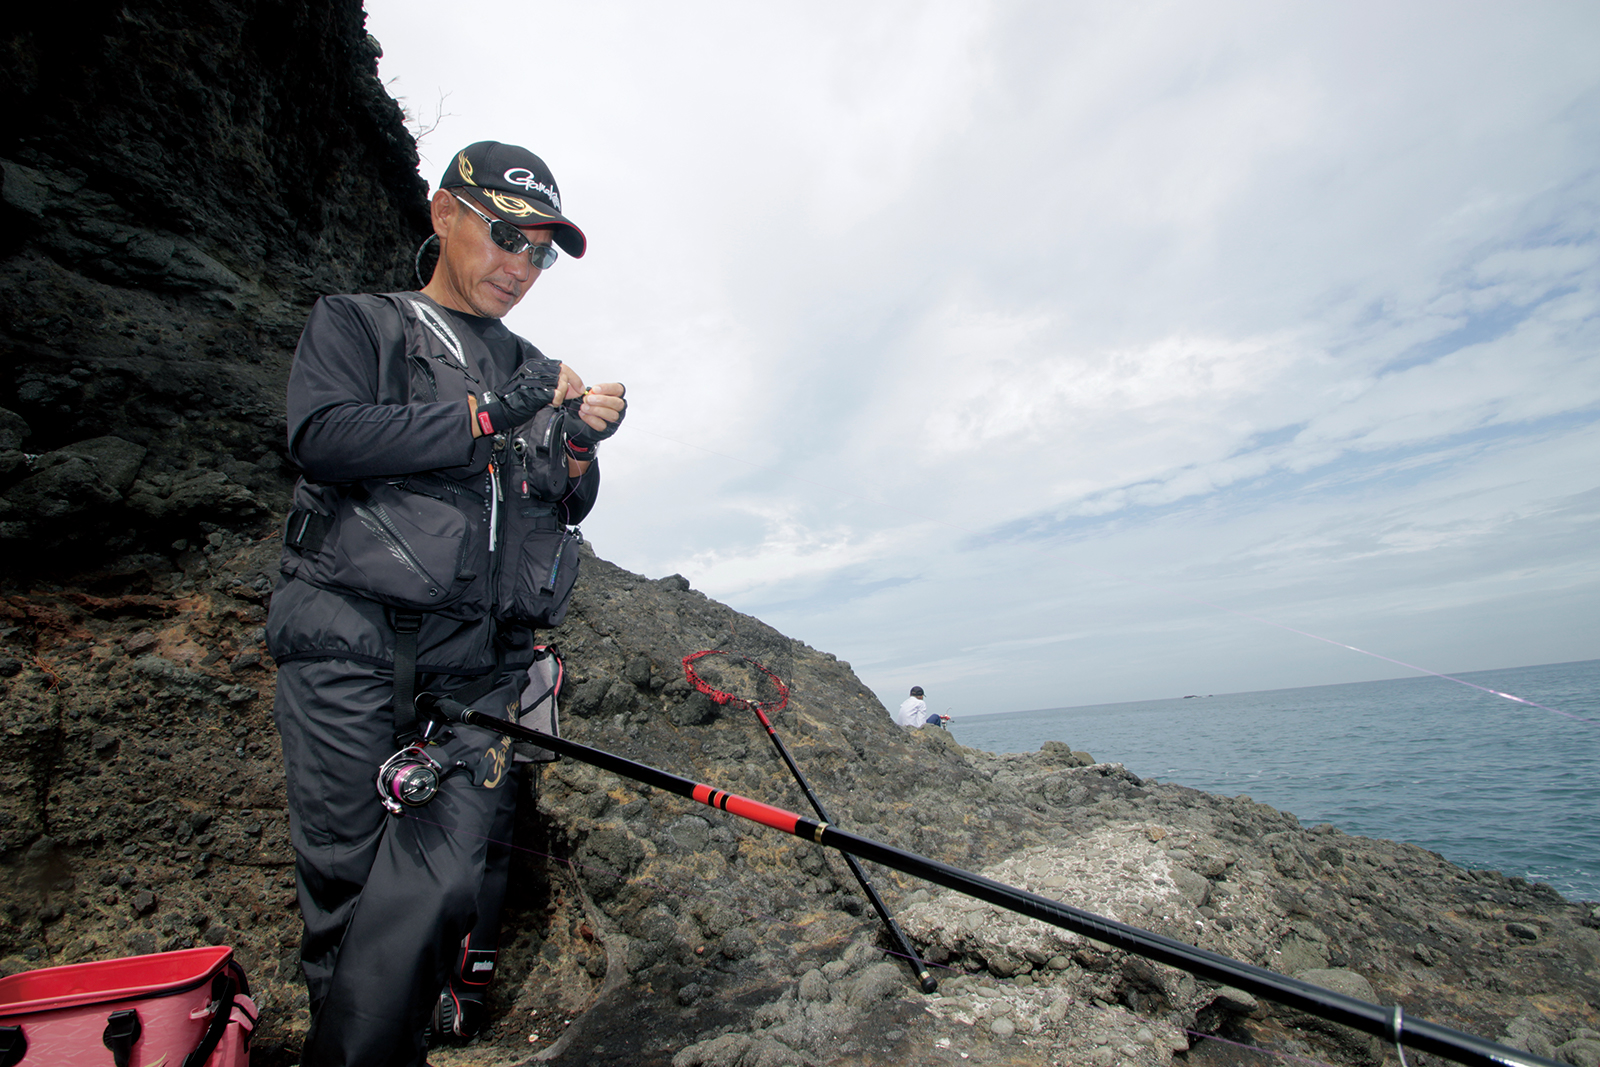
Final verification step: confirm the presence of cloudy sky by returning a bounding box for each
[365,1,1600,716]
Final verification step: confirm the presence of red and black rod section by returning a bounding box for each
[746,701,938,991]
[417,693,1560,1067]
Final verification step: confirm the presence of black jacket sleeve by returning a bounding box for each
[558,463,601,525]
[286,295,487,482]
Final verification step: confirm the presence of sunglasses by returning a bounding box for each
[451,193,559,270]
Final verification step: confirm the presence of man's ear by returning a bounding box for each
[430,188,458,238]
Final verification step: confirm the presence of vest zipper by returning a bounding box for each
[353,503,439,590]
[407,474,485,506]
[543,527,584,595]
[487,463,501,554]
[488,435,508,616]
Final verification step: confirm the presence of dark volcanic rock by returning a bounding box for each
[0,1,431,563]
[3,536,1596,1067]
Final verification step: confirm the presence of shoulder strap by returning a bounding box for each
[393,292,469,371]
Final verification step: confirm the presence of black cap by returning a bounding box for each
[910,686,924,697]
[440,141,587,258]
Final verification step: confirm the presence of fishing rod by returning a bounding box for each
[414,693,1560,1067]
[682,650,938,992]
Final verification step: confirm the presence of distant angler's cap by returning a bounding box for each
[440,141,587,258]
[910,686,924,697]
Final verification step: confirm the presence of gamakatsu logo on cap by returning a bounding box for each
[503,168,561,211]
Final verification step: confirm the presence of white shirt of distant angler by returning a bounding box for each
[896,687,928,728]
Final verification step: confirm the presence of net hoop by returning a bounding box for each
[682,650,790,713]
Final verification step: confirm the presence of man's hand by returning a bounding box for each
[552,364,588,407]
[574,383,626,434]
[474,362,565,437]
[563,383,626,458]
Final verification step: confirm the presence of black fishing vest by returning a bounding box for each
[279,293,582,631]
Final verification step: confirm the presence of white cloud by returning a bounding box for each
[365,0,1600,713]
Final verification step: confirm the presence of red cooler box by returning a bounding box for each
[0,944,255,1066]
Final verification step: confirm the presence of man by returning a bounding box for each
[896,686,927,727]
[267,141,625,1067]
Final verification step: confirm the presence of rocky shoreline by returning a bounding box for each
[3,4,1597,1063]
[2,535,1597,1066]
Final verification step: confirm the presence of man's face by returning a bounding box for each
[427,190,556,318]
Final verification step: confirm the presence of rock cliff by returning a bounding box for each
[1,5,1597,1067]
[1,0,430,561]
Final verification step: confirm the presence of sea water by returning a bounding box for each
[948,659,1600,902]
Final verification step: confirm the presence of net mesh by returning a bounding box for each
[682,650,790,713]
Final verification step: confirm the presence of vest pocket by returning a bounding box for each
[325,480,485,617]
[497,501,581,627]
[509,404,570,501]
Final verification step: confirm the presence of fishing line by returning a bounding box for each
[629,424,1587,723]
[1103,580,1593,726]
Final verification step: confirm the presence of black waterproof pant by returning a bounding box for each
[274,658,522,1067]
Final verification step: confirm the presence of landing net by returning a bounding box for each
[681,650,790,713]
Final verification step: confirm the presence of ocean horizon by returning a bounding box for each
[948,658,1600,903]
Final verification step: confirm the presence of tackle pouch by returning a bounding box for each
[492,389,583,627]
[513,645,563,763]
[0,945,256,1067]
[497,518,582,628]
[506,402,572,503]
[325,478,488,620]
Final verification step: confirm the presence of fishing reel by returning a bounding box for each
[376,742,469,815]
